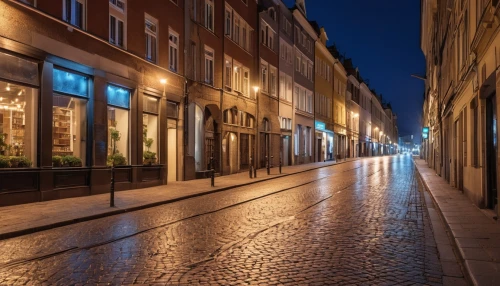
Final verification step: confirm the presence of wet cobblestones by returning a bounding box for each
[0,156,444,285]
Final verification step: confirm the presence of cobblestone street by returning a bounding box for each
[0,156,454,285]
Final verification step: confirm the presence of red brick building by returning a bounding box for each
[0,0,185,206]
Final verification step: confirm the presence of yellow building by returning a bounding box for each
[329,45,348,160]
[313,26,335,162]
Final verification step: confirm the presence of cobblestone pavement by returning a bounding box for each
[0,156,447,285]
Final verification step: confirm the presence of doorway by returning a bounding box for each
[486,95,497,210]
[282,136,290,166]
[317,138,322,162]
[167,119,177,182]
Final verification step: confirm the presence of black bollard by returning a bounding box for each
[110,166,115,207]
[266,156,270,175]
[210,155,215,187]
[249,156,253,178]
[279,157,282,174]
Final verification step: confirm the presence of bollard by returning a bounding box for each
[279,157,282,174]
[110,166,115,207]
[210,155,215,187]
[249,156,253,178]
[266,156,270,175]
[254,163,257,178]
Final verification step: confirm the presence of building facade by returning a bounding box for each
[291,1,316,165]
[313,25,334,162]
[421,0,500,214]
[0,0,186,206]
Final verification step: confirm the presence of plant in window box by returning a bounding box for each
[52,155,63,167]
[0,156,11,168]
[62,155,82,167]
[12,156,31,168]
[107,128,127,166]
[143,138,157,165]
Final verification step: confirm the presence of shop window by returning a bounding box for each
[52,69,88,167]
[107,84,130,166]
[143,95,159,164]
[0,81,38,167]
[0,52,39,86]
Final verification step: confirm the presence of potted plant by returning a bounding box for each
[62,155,82,167]
[0,156,10,168]
[107,153,127,166]
[9,156,20,168]
[52,155,63,167]
[16,156,31,168]
[108,129,127,166]
[143,137,157,165]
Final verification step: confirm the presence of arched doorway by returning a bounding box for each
[205,106,220,172]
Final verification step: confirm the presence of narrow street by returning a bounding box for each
[0,156,448,285]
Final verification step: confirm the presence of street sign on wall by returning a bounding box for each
[422,127,429,139]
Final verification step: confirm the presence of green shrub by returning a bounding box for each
[16,156,31,168]
[107,153,127,167]
[52,156,63,167]
[62,155,82,167]
[9,156,20,168]
[0,156,10,168]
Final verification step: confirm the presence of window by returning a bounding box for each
[107,84,130,166]
[0,81,38,167]
[63,0,86,29]
[269,8,276,21]
[261,62,268,93]
[233,62,242,92]
[270,66,277,97]
[307,61,313,81]
[145,15,158,63]
[306,91,313,113]
[143,96,159,164]
[295,52,301,72]
[279,72,285,99]
[286,75,292,102]
[224,57,232,88]
[169,30,179,72]
[109,0,126,48]
[294,125,300,155]
[261,21,275,50]
[52,69,89,167]
[242,69,249,97]
[204,46,214,85]
[18,0,36,6]
[226,5,251,51]
[205,0,214,31]
[225,8,232,36]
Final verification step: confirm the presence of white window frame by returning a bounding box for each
[145,13,158,64]
[169,29,179,72]
[225,7,232,36]
[204,45,214,85]
[224,56,232,88]
[270,66,277,97]
[261,61,269,93]
[242,68,250,97]
[109,0,127,48]
[205,0,214,31]
[63,0,86,29]
[233,61,242,92]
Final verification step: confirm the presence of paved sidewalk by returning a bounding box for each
[0,158,358,240]
[415,159,500,285]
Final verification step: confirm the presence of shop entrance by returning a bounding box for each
[486,95,497,210]
[167,119,177,182]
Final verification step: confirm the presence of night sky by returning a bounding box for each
[283,0,425,138]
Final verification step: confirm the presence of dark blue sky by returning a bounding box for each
[284,0,425,137]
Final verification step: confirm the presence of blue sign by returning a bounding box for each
[422,127,429,139]
[315,121,326,131]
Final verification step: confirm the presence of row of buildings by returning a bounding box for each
[0,0,398,206]
[421,0,500,215]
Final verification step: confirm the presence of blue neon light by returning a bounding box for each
[107,84,130,109]
[53,68,89,97]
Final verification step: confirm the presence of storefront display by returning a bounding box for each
[52,68,88,167]
[107,84,130,166]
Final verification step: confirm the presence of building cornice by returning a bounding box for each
[292,10,318,40]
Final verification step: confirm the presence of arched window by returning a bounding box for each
[263,118,270,132]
